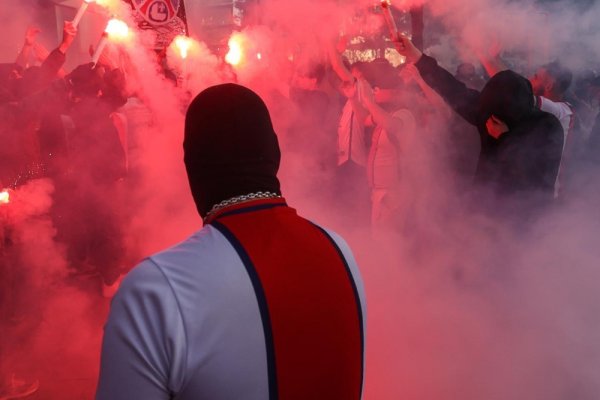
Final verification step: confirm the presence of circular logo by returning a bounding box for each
[132,0,181,25]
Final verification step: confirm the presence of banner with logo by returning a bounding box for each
[125,0,189,49]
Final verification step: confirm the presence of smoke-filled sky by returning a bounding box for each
[1,0,600,398]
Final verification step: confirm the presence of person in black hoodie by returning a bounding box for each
[393,35,563,204]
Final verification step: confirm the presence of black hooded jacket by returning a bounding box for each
[415,54,563,198]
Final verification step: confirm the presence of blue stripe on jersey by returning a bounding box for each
[211,221,279,400]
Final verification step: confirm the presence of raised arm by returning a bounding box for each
[400,63,452,120]
[15,27,41,68]
[57,21,77,55]
[39,21,78,82]
[328,36,354,83]
[393,34,481,126]
[32,42,68,78]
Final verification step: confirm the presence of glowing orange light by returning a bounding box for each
[0,190,9,205]
[174,35,192,59]
[225,36,243,66]
[105,18,130,40]
[95,0,118,8]
[92,18,130,64]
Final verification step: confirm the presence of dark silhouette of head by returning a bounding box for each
[184,83,281,217]
[479,70,535,130]
[531,62,573,100]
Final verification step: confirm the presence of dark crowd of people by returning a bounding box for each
[1,7,600,398]
[0,22,130,398]
[283,31,600,234]
[1,21,129,285]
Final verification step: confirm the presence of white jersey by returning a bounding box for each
[96,200,366,400]
[367,109,416,229]
[367,109,416,190]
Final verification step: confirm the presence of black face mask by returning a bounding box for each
[184,84,281,217]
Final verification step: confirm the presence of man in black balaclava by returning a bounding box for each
[394,35,563,205]
[183,83,282,217]
[97,84,366,400]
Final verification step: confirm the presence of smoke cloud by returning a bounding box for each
[1,0,599,398]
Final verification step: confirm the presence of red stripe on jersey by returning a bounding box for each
[214,201,363,400]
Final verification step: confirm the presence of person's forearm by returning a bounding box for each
[41,48,66,78]
[415,54,481,125]
[364,100,402,133]
[328,44,354,83]
[415,76,450,117]
[58,42,70,55]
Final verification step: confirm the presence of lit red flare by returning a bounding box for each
[72,0,95,28]
[380,0,399,38]
[0,190,9,205]
[92,18,130,64]
[174,35,192,60]
[72,0,116,27]
[105,18,130,40]
[95,0,119,10]
[225,35,244,66]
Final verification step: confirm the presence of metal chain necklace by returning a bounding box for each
[203,191,282,223]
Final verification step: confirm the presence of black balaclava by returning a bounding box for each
[184,83,281,218]
[478,70,535,130]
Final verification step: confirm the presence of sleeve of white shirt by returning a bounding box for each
[96,259,187,400]
[538,96,572,133]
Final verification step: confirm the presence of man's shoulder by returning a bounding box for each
[537,109,564,132]
[526,108,561,128]
[524,110,564,147]
[125,225,232,283]
[306,223,356,263]
[149,225,223,262]
[118,224,246,299]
